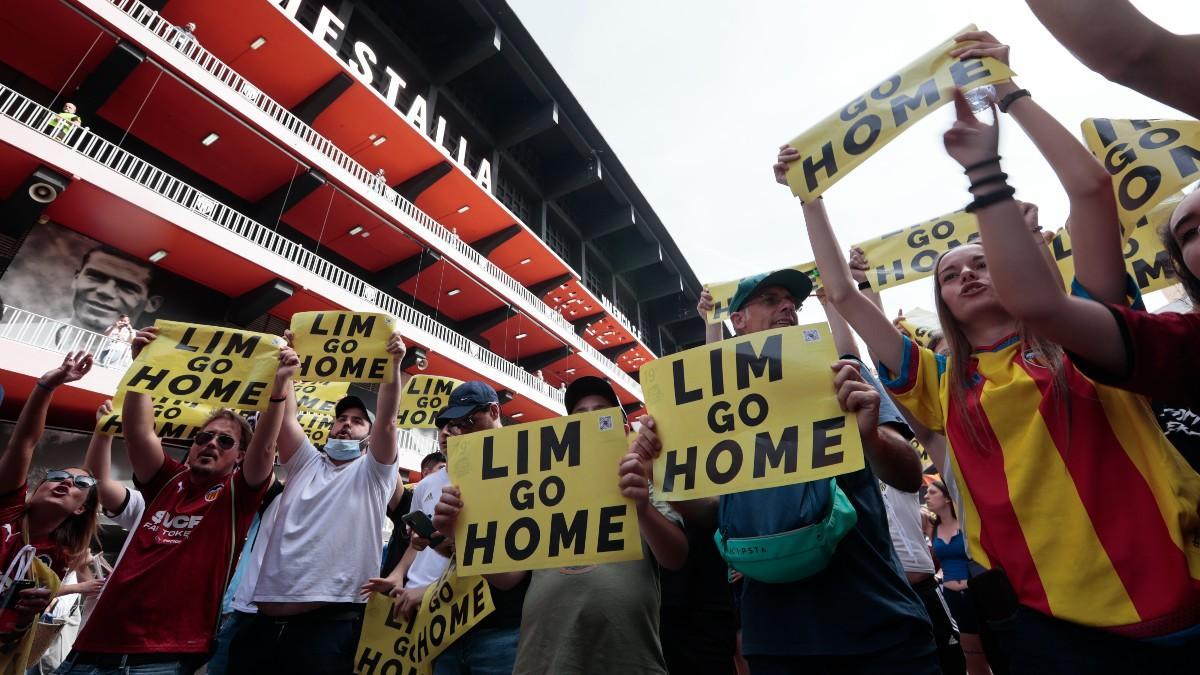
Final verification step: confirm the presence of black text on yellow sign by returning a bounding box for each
[294,381,350,415]
[449,408,642,576]
[120,321,285,411]
[291,311,396,383]
[784,25,1015,201]
[96,390,215,441]
[1050,196,1181,296]
[396,375,463,429]
[857,211,979,290]
[355,560,493,675]
[298,410,334,447]
[641,324,866,501]
[1082,119,1200,234]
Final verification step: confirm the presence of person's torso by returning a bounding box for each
[230,496,282,614]
[514,553,667,675]
[941,339,1200,637]
[880,483,935,575]
[253,449,392,603]
[75,469,246,653]
[931,529,969,582]
[1153,401,1200,474]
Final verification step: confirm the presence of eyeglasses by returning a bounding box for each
[747,291,800,310]
[193,430,238,450]
[444,407,487,432]
[45,470,97,490]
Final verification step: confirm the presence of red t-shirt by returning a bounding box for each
[1072,304,1200,410]
[73,457,265,654]
[0,485,70,579]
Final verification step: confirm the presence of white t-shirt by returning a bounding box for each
[229,496,282,614]
[880,482,935,575]
[404,468,451,588]
[253,438,397,604]
[98,487,146,599]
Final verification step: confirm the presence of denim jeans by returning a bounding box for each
[54,657,197,675]
[206,612,253,675]
[432,627,519,675]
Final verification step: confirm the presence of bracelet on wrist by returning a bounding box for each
[998,88,1031,114]
[962,156,1001,173]
[965,186,1017,213]
[857,280,872,291]
[35,381,57,392]
[969,172,1009,192]
[269,396,287,403]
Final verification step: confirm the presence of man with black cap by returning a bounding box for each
[226,331,407,674]
[633,271,937,673]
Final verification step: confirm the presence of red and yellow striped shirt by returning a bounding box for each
[881,334,1200,638]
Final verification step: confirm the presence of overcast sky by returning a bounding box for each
[507,0,1196,323]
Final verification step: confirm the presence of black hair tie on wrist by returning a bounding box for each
[965,186,1017,213]
[857,280,872,291]
[998,89,1031,114]
[962,156,1001,173]
[969,172,1008,191]
[269,396,287,403]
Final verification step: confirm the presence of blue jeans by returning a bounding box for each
[432,627,519,675]
[54,658,197,675]
[207,612,253,675]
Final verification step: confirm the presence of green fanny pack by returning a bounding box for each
[714,479,858,584]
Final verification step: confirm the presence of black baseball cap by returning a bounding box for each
[564,376,619,413]
[729,269,814,313]
[335,395,375,426]
[435,381,499,426]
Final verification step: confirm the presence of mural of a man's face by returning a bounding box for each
[70,250,162,332]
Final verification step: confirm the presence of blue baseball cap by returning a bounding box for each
[729,269,814,313]
[435,381,499,426]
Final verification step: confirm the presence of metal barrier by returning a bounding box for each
[0,307,133,370]
[103,0,646,393]
[0,83,566,405]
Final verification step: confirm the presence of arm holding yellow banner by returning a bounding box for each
[85,400,133,514]
[369,331,407,467]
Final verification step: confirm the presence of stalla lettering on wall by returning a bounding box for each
[271,0,493,192]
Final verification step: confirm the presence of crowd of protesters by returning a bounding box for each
[1,3,1200,673]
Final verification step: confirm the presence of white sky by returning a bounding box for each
[507,0,1197,324]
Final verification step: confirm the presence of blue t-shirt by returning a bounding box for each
[932,530,970,582]
[724,360,931,657]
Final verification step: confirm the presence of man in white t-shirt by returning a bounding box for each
[226,330,406,674]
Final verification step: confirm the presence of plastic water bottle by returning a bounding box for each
[965,85,996,114]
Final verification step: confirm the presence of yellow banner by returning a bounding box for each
[704,263,820,324]
[119,321,285,411]
[857,211,979,290]
[298,410,334,446]
[95,389,215,441]
[784,25,1015,201]
[896,307,942,349]
[1082,119,1200,233]
[1051,192,1183,295]
[449,408,642,576]
[397,375,463,429]
[642,324,866,501]
[293,380,350,415]
[354,561,494,674]
[291,311,396,383]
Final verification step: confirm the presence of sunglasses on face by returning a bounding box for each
[193,430,238,450]
[45,470,97,490]
[445,407,488,432]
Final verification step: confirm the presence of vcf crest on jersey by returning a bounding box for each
[204,484,224,503]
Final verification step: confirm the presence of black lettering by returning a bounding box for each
[434,379,454,395]
[1092,118,1118,147]
[709,348,724,397]
[166,375,202,396]
[661,447,697,493]
[738,393,769,426]
[596,505,626,552]
[448,593,471,635]
[802,142,838,192]
[461,522,496,566]
[356,648,382,675]
[201,378,239,402]
[504,517,539,561]
[310,313,332,335]
[673,359,703,405]
[348,313,376,337]
[890,77,939,126]
[175,327,201,352]
[127,366,167,390]
[540,421,580,470]
[706,440,742,484]
[428,615,446,647]
[1169,143,1200,179]
[843,115,882,155]
[1118,165,1162,212]
[481,437,507,479]
[548,510,588,556]
[1104,142,1136,174]
[911,249,939,273]
[1132,250,1175,290]
[509,480,534,510]
[1139,127,1181,150]
[950,59,991,88]
[840,96,866,122]
[223,333,260,358]
[874,260,905,286]
[538,476,565,507]
[871,75,902,100]
[237,381,267,407]
[98,415,123,435]
[753,425,799,477]
[706,400,734,433]
[812,417,846,468]
[735,334,783,390]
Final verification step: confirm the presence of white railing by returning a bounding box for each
[103,0,645,392]
[0,84,566,406]
[0,307,133,369]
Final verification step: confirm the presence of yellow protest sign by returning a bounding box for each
[293,380,350,415]
[1082,119,1200,234]
[856,211,979,290]
[298,410,334,446]
[95,389,215,441]
[784,25,1015,201]
[354,560,493,675]
[397,375,463,428]
[449,408,641,576]
[641,323,865,501]
[119,321,285,411]
[705,263,819,324]
[291,311,396,383]
[896,307,942,349]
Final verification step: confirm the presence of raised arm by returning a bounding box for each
[618,449,688,571]
[124,328,167,483]
[818,289,860,361]
[0,352,93,493]
[697,289,724,344]
[1026,0,1200,119]
[85,401,128,512]
[941,89,1126,373]
[833,360,922,492]
[369,331,406,465]
[240,346,299,488]
[275,330,307,464]
[952,31,1125,303]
